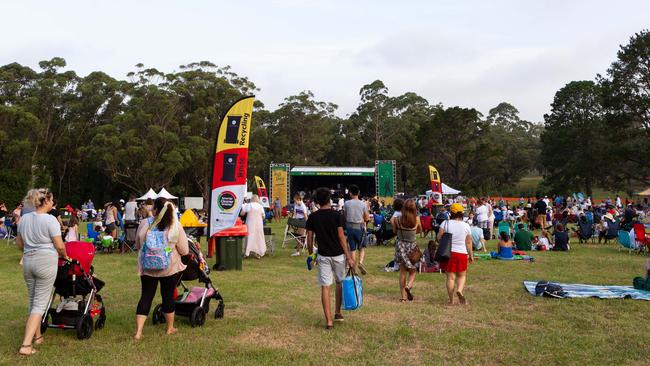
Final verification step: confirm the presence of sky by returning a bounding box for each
[2,0,649,122]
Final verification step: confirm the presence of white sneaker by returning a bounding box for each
[290,251,301,257]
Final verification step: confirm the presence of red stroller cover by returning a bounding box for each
[59,241,95,275]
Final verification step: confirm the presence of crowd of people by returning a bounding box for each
[6,184,650,350]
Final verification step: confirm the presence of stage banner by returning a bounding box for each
[254,176,270,208]
[270,163,290,208]
[428,165,443,204]
[375,160,396,204]
[208,96,255,237]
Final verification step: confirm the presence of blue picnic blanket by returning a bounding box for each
[523,281,650,301]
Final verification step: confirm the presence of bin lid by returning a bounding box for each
[212,218,248,237]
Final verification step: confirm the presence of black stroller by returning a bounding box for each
[41,241,106,340]
[152,239,224,327]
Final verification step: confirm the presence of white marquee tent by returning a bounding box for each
[157,188,178,199]
[426,183,461,196]
[137,188,157,201]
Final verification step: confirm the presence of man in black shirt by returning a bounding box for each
[306,187,355,330]
[534,198,547,229]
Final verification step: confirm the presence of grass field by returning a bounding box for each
[1,221,649,365]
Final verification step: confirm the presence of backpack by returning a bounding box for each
[534,281,567,298]
[141,218,171,270]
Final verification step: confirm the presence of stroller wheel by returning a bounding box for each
[95,308,106,330]
[40,311,50,335]
[214,300,225,319]
[190,307,206,327]
[152,304,165,325]
[76,314,94,340]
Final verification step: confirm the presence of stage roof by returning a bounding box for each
[290,166,375,177]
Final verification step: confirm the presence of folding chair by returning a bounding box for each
[264,227,275,255]
[3,218,16,244]
[282,217,307,250]
[633,223,650,254]
[122,221,139,253]
[420,215,433,238]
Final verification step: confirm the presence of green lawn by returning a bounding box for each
[1,221,649,365]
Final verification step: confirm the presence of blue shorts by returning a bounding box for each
[346,224,366,251]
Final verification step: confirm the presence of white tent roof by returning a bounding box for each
[157,187,178,199]
[426,183,461,196]
[137,188,157,201]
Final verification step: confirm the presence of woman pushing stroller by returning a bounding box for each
[134,197,189,340]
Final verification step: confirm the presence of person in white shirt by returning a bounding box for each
[124,195,138,222]
[290,194,309,256]
[475,200,489,230]
[437,203,473,305]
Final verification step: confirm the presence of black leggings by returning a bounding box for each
[136,274,178,316]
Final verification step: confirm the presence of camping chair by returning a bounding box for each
[86,223,100,241]
[617,230,635,253]
[122,221,139,253]
[282,217,307,250]
[264,227,275,255]
[498,221,511,238]
[604,220,620,244]
[3,218,16,244]
[420,215,433,238]
[633,223,650,254]
[577,221,594,244]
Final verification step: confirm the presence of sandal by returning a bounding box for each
[399,298,408,302]
[33,335,43,346]
[325,324,334,330]
[457,291,467,305]
[18,345,36,356]
[405,287,414,301]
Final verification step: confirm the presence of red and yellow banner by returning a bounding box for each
[208,96,255,236]
[254,176,270,208]
[428,165,443,204]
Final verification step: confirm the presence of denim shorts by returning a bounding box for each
[346,224,366,251]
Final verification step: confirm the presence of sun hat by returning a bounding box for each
[450,203,464,214]
[604,213,614,221]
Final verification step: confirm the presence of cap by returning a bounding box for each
[450,203,464,214]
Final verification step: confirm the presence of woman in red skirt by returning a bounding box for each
[437,203,473,305]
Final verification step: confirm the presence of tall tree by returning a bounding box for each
[540,81,606,195]
[418,107,496,190]
[267,91,338,165]
[599,30,650,188]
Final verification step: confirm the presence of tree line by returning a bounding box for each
[1,30,648,206]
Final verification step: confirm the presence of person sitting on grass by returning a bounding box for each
[537,230,552,250]
[496,231,514,259]
[306,188,356,330]
[470,222,487,252]
[552,223,570,251]
[513,223,534,251]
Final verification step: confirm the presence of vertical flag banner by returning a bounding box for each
[208,96,255,237]
[254,175,270,208]
[428,165,443,204]
[375,160,396,205]
[270,163,290,208]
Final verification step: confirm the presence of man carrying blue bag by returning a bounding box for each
[307,187,356,330]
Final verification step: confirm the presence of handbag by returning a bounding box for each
[407,245,423,263]
[342,269,363,310]
[435,220,452,262]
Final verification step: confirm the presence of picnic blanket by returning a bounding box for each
[523,281,650,301]
[474,253,534,261]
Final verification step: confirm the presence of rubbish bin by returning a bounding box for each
[215,236,244,270]
[210,218,248,271]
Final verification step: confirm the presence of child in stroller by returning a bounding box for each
[41,241,106,340]
[152,239,224,327]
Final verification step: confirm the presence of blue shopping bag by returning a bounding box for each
[342,269,363,310]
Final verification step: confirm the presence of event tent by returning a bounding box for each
[426,183,461,196]
[137,188,157,201]
[157,188,178,199]
[637,187,650,196]
[179,209,207,228]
